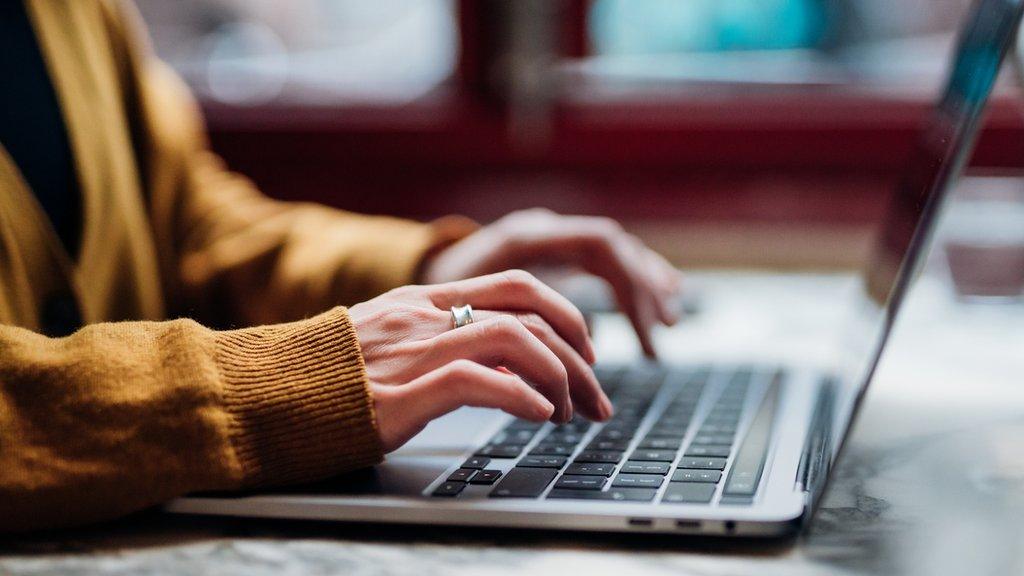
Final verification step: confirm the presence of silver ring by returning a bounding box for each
[450,304,475,329]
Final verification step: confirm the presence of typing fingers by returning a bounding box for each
[473,310,612,421]
[372,361,554,452]
[427,270,595,364]
[404,316,575,422]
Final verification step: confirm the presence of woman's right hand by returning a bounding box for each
[349,269,614,453]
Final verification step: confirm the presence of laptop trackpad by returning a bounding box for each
[300,407,504,497]
[397,406,505,454]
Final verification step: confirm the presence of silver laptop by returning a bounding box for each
[167,0,1023,538]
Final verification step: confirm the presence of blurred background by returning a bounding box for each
[134,0,1024,281]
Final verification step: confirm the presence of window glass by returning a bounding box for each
[135,0,458,105]
[586,0,979,89]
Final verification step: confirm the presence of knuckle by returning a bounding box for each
[506,315,533,338]
[445,359,478,380]
[501,269,538,292]
[486,315,527,340]
[515,312,546,332]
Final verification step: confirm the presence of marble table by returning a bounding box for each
[3,269,1022,576]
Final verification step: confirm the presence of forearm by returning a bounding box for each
[0,307,381,532]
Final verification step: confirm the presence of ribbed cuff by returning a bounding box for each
[214,307,382,487]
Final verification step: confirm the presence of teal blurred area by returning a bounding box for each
[590,0,826,54]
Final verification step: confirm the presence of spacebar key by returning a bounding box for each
[490,468,558,498]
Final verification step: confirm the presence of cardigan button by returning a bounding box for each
[40,292,82,337]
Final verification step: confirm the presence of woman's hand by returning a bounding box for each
[349,270,614,452]
[422,209,682,357]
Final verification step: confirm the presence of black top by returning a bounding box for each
[0,0,82,258]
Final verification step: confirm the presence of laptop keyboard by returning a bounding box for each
[431,364,781,505]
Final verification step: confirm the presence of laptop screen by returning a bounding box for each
[821,0,1023,500]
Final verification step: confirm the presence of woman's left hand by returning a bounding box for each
[422,209,682,357]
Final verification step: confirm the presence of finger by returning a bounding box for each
[412,316,575,422]
[616,235,676,328]
[428,270,595,364]
[497,221,665,356]
[374,362,555,452]
[474,310,613,420]
[628,286,659,358]
[650,257,683,326]
[570,233,660,357]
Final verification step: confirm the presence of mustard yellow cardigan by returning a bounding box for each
[0,0,473,532]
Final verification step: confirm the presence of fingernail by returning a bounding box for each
[536,399,555,420]
[585,340,597,365]
[601,396,614,420]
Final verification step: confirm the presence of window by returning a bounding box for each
[135,0,458,105]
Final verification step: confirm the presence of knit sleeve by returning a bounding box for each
[0,307,380,533]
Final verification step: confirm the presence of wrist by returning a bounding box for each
[215,307,383,487]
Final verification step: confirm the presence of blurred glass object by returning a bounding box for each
[590,0,826,54]
[940,178,1024,302]
[135,0,458,105]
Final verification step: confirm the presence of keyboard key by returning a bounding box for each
[594,429,629,441]
[612,474,664,488]
[530,443,576,456]
[554,475,606,490]
[432,481,466,497]
[574,450,623,464]
[517,456,566,469]
[698,424,737,434]
[620,461,671,475]
[600,423,639,435]
[691,434,735,445]
[628,449,677,462]
[702,418,739,428]
[553,421,591,434]
[671,469,722,483]
[586,439,629,452]
[600,487,660,501]
[684,445,732,458]
[547,488,659,502]
[663,483,716,504]
[461,457,490,470]
[647,426,689,437]
[707,409,743,419]
[470,469,502,485]
[544,432,583,444]
[475,444,523,458]
[505,419,545,432]
[654,417,691,427]
[637,437,681,450]
[490,429,538,445]
[564,462,615,476]
[678,457,727,470]
[490,468,558,498]
[447,468,476,482]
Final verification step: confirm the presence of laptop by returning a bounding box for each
[167,0,1024,537]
